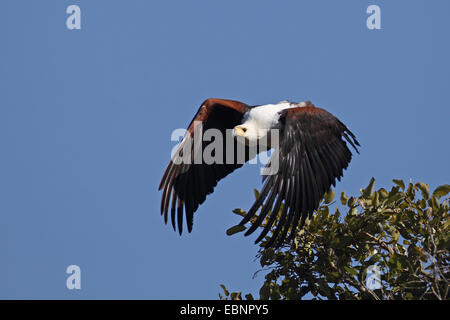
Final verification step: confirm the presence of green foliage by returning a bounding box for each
[219,285,255,300]
[221,178,450,300]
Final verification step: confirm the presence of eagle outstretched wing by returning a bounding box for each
[239,105,360,247]
[159,98,250,234]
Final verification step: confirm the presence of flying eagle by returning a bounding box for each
[159,98,360,247]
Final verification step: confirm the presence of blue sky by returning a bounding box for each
[1,0,449,299]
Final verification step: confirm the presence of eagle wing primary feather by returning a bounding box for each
[239,105,360,247]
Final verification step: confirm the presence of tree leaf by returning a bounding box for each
[230,292,242,300]
[232,208,247,217]
[253,189,260,200]
[413,246,428,262]
[340,192,348,205]
[416,182,430,200]
[393,179,405,191]
[429,195,440,211]
[220,284,229,297]
[432,184,450,199]
[373,191,380,207]
[362,177,375,198]
[348,197,357,208]
[378,188,389,198]
[386,187,401,204]
[324,190,335,204]
[406,182,415,200]
[226,224,246,236]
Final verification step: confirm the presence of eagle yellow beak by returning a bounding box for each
[234,126,247,137]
